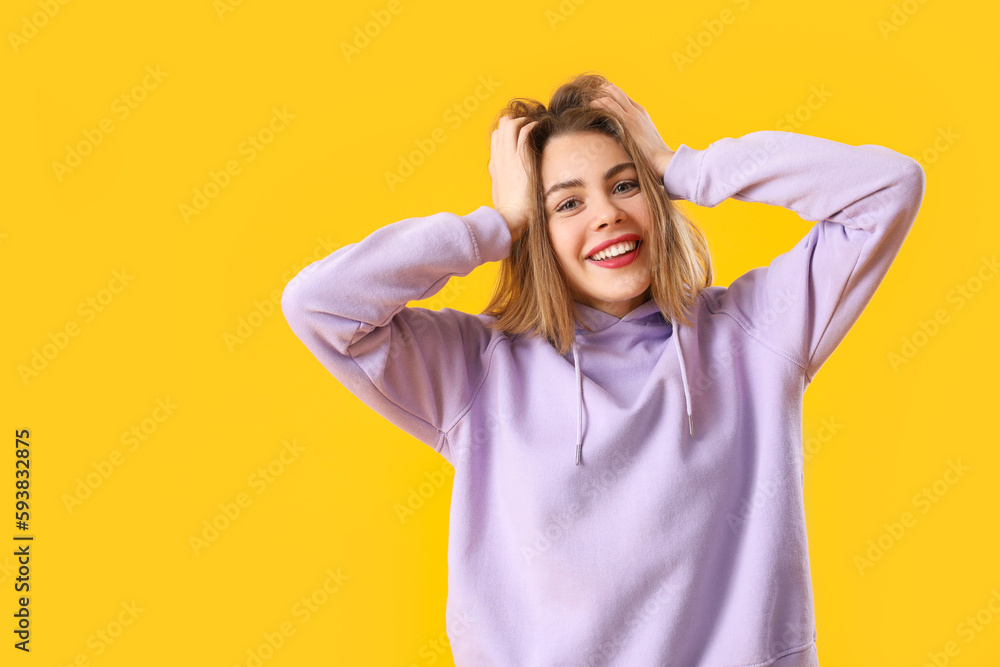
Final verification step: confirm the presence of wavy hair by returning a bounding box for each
[480,72,714,354]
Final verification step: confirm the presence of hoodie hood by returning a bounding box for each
[569,298,693,465]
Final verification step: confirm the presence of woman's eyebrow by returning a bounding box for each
[544,161,636,200]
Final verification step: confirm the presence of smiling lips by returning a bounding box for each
[585,233,642,258]
[586,239,642,268]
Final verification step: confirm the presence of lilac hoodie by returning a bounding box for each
[280,130,926,666]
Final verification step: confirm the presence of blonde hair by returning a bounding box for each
[480,72,714,355]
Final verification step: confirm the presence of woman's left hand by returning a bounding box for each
[590,82,675,182]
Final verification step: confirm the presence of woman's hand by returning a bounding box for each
[489,116,538,243]
[590,82,674,182]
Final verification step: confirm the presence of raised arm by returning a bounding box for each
[663,130,926,382]
[280,206,511,458]
[281,116,536,460]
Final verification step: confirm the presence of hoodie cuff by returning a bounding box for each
[662,143,705,204]
[462,205,513,263]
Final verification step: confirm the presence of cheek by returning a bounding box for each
[550,234,583,269]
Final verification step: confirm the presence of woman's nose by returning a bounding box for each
[591,197,625,229]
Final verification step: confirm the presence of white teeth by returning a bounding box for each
[589,240,638,261]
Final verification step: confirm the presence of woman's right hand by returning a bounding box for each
[489,116,538,243]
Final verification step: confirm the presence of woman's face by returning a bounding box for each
[541,130,653,319]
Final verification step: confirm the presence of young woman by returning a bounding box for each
[281,74,926,666]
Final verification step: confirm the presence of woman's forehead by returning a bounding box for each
[544,130,619,155]
[542,131,630,182]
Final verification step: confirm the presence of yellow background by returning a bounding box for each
[3,0,998,664]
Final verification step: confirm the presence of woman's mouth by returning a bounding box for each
[586,239,641,268]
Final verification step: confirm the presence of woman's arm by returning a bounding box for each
[280,206,512,459]
[590,82,925,381]
[664,130,927,382]
[281,118,534,460]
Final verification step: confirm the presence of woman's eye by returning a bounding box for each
[555,181,638,213]
[555,198,579,212]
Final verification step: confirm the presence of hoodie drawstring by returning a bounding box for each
[570,315,693,467]
[671,315,694,437]
[572,338,584,465]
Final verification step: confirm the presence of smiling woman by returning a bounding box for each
[543,132,653,318]
[281,70,926,666]
[481,74,714,352]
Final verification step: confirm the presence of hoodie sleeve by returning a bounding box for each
[662,130,926,384]
[280,206,512,458]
